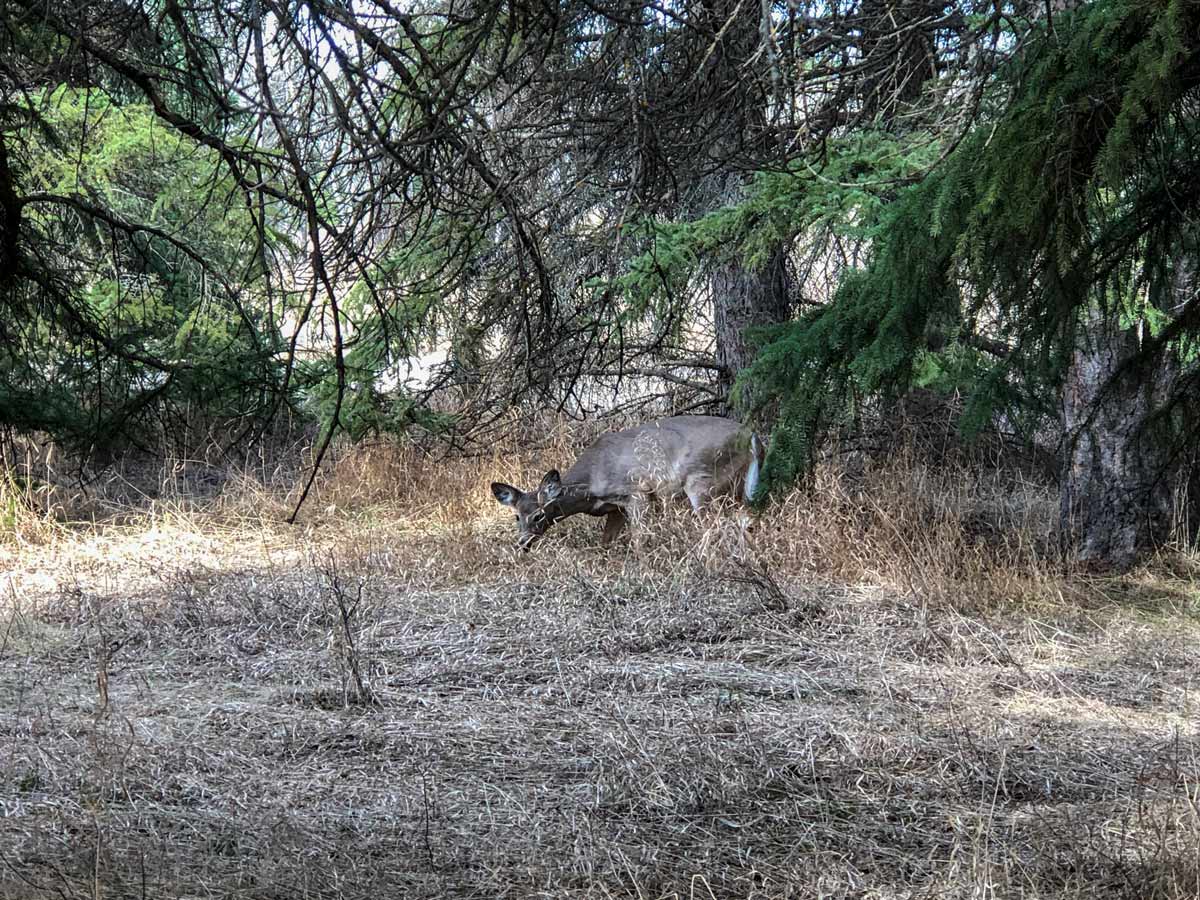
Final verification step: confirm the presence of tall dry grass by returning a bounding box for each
[297,426,1074,609]
[5,414,1197,616]
[3,416,1072,610]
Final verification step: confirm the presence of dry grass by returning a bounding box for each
[2,423,1199,899]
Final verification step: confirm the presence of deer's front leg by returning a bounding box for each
[601,509,628,545]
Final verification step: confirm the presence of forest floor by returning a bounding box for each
[1,437,1199,899]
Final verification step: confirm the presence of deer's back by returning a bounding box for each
[564,416,750,500]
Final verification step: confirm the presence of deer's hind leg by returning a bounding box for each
[601,509,628,545]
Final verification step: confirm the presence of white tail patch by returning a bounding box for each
[744,434,762,503]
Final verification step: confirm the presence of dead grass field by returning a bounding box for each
[2,427,1199,899]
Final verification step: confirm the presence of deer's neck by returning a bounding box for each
[549,482,599,520]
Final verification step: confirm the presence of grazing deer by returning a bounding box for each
[491,415,763,550]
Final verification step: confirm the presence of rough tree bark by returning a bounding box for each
[1060,324,1175,568]
[711,244,791,409]
[1059,255,1194,569]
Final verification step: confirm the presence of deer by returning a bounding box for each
[491,415,763,551]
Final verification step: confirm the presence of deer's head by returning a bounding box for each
[491,470,563,550]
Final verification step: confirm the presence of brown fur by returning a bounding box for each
[491,415,760,549]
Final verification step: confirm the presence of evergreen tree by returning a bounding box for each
[742,0,1200,567]
[0,4,291,459]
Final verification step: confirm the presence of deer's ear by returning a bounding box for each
[539,469,562,502]
[491,482,521,507]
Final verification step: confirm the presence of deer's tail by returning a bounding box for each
[744,433,763,504]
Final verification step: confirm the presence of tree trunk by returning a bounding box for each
[711,245,790,411]
[1059,253,1195,568]
[1059,320,1177,568]
[1041,0,1185,569]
